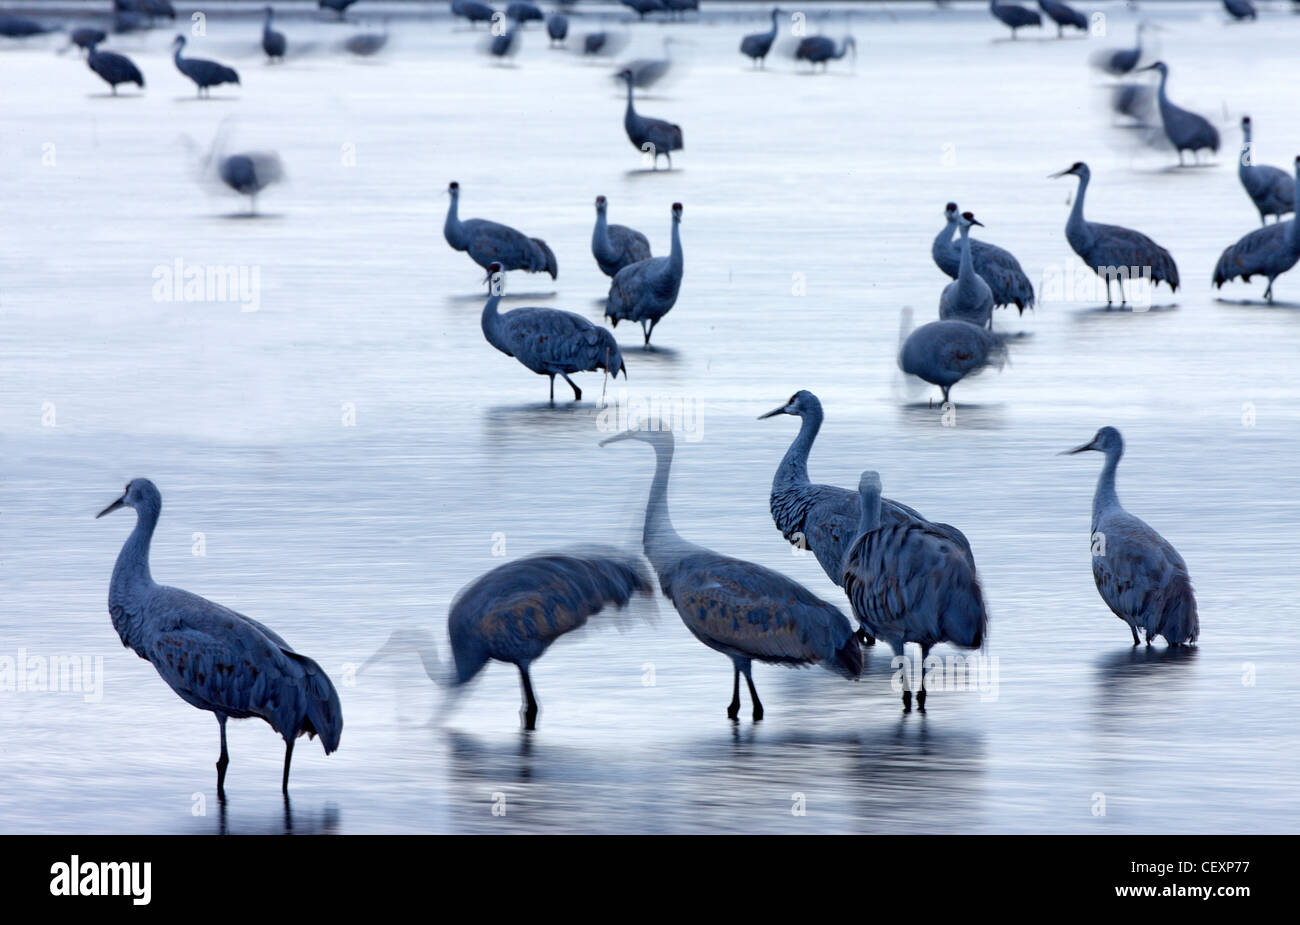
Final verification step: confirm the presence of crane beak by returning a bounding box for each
[96,495,126,518]
[970,219,984,228]
[599,431,636,447]
[1059,440,1098,456]
[757,403,789,419]
[1048,168,1072,179]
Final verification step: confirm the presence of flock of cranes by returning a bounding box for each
[9,2,1291,799]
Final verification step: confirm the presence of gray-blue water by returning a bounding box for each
[1,2,1298,833]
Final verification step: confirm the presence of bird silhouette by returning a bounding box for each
[1237,117,1295,225]
[172,35,240,98]
[86,42,144,95]
[740,7,782,67]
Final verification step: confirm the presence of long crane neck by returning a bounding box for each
[768,9,779,35]
[1068,172,1090,234]
[444,192,462,244]
[957,223,974,280]
[480,291,507,351]
[641,438,690,576]
[1291,164,1300,249]
[593,208,611,255]
[933,213,958,264]
[624,80,636,118]
[667,216,682,273]
[774,405,822,489]
[109,502,159,608]
[1092,447,1122,524]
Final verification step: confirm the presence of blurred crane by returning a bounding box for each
[898,317,1007,404]
[173,35,240,97]
[795,35,855,70]
[262,6,287,61]
[86,42,145,95]
[740,7,782,67]
[452,0,496,27]
[989,0,1042,38]
[1038,0,1087,37]
[1139,61,1219,165]
[618,69,683,168]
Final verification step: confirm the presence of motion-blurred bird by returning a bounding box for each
[451,0,496,27]
[989,0,1042,38]
[262,6,287,61]
[1037,0,1087,37]
[898,318,1007,405]
[618,69,683,168]
[794,35,855,70]
[740,7,782,67]
[1138,61,1219,165]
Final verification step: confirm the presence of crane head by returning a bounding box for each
[485,262,505,294]
[595,195,607,209]
[172,34,185,47]
[1049,161,1086,179]
[447,180,459,196]
[961,211,983,228]
[671,202,683,221]
[944,202,958,218]
[1137,60,1167,75]
[758,390,817,420]
[1061,426,1124,457]
[96,479,161,519]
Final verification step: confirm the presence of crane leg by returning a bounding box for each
[281,736,294,795]
[560,372,582,401]
[548,374,556,404]
[215,714,230,801]
[727,667,741,719]
[741,663,763,721]
[901,661,912,712]
[1130,624,1140,646]
[917,644,930,711]
[1264,280,1274,302]
[518,665,539,730]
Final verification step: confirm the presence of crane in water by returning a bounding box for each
[592,195,651,278]
[262,6,286,61]
[618,70,682,169]
[898,317,1007,405]
[452,0,496,27]
[1038,0,1087,37]
[794,36,855,71]
[605,202,683,345]
[507,1,544,23]
[1062,427,1199,647]
[1214,157,1300,302]
[219,152,284,215]
[319,0,360,20]
[843,471,987,711]
[989,0,1042,38]
[172,35,240,97]
[97,479,342,798]
[366,549,652,730]
[482,263,626,402]
[939,212,995,329]
[759,390,976,646]
[1223,0,1257,20]
[86,42,145,95]
[1138,61,1219,165]
[933,202,1035,314]
[1237,117,1295,225]
[740,7,782,66]
[601,429,862,721]
[1091,21,1149,75]
[619,37,676,89]
[444,181,557,283]
[621,0,665,20]
[547,11,568,45]
[1050,161,1179,307]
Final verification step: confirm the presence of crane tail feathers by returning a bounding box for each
[531,238,558,279]
[283,650,343,753]
[823,633,863,680]
[1157,580,1199,646]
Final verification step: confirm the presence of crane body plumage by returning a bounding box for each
[932,203,1035,312]
[452,0,496,26]
[601,429,861,720]
[0,14,53,37]
[795,35,855,69]
[1092,22,1146,75]
[621,0,666,20]
[1052,161,1179,306]
[482,262,626,401]
[547,13,568,44]
[592,196,652,278]
[1214,157,1300,301]
[219,152,284,213]
[444,181,557,281]
[98,479,342,798]
[842,471,987,710]
[1142,62,1219,165]
[507,1,544,22]
[1065,428,1199,647]
[605,202,683,344]
[899,319,1007,404]
[87,43,144,94]
[319,0,360,19]
[989,0,1042,37]
[1037,0,1087,36]
[1223,0,1257,20]
[262,6,287,60]
[1237,118,1295,225]
[71,27,109,50]
[740,8,781,66]
[939,212,995,328]
[173,35,240,97]
[619,70,682,168]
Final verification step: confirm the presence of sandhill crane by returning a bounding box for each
[1091,21,1149,75]
[488,23,521,59]
[319,0,360,20]
[1062,427,1199,646]
[366,549,652,729]
[172,35,240,98]
[97,479,342,798]
[621,0,665,21]
[1138,61,1219,165]
[68,27,108,51]
[1038,0,1087,37]
[600,429,862,721]
[933,202,1035,313]
[507,1,544,23]
[605,202,683,345]
[899,318,1007,404]
[345,21,389,56]
[444,181,558,283]
[618,69,683,168]
[1237,117,1295,225]
[989,0,1042,38]
[86,42,144,95]
[1223,0,1257,20]
[759,390,976,645]
[795,36,855,70]
[843,471,987,711]
[1214,157,1300,302]
[939,211,995,329]
[546,12,568,45]
[0,14,53,36]
[1050,161,1179,306]
[740,7,781,66]
[451,0,495,27]
[619,37,676,89]
[482,263,626,402]
[262,6,286,61]
[219,152,284,214]
[592,195,651,278]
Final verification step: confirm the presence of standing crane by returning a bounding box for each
[262,6,286,61]
[592,195,652,278]
[759,389,976,645]
[86,42,145,95]
[843,471,987,711]
[898,318,1007,405]
[451,0,496,27]
[172,35,240,98]
[1214,157,1300,302]
[482,262,626,402]
[740,8,782,67]
[1138,61,1219,165]
[1038,0,1087,36]
[933,202,1035,313]
[365,549,652,730]
[1237,117,1295,225]
[444,181,557,283]
[794,36,855,70]
[97,479,342,798]
[605,202,683,345]
[1050,161,1179,306]
[600,429,862,721]
[989,0,1042,38]
[939,211,995,329]
[618,69,683,168]
[1062,428,1199,646]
